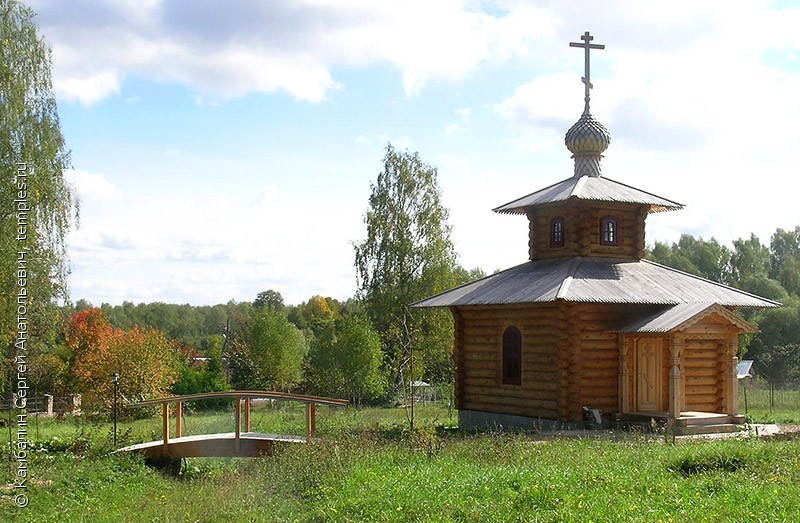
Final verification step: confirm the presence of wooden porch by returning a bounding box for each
[616,411,747,435]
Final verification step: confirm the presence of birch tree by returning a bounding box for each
[1,0,77,392]
[354,144,462,386]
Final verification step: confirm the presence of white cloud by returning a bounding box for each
[494,72,576,130]
[31,0,555,105]
[64,169,121,201]
[54,70,121,106]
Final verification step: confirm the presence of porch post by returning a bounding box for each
[669,336,684,419]
[618,334,631,413]
[728,335,739,415]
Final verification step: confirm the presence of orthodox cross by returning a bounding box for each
[569,31,604,112]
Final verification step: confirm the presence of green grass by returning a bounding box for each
[3,404,800,522]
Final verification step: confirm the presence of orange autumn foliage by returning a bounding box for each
[67,308,178,408]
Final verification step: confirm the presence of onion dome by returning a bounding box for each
[564,110,610,178]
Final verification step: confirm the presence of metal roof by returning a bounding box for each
[617,303,758,333]
[412,257,780,309]
[493,175,684,215]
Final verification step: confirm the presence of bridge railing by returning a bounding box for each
[126,391,349,453]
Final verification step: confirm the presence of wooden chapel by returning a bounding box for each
[414,32,779,433]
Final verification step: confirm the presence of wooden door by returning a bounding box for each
[636,338,661,412]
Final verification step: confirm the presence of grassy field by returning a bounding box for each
[3,402,800,522]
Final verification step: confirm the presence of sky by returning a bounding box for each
[25,0,800,307]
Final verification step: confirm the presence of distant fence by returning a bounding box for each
[739,378,800,415]
[1,394,82,417]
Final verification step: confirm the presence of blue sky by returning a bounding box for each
[27,0,800,306]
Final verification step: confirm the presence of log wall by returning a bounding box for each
[455,304,562,420]
[452,302,742,422]
[683,338,723,412]
[576,303,622,419]
[527,202,648,260]
[454,302,633,422]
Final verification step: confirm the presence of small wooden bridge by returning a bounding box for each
[116,391,348,472]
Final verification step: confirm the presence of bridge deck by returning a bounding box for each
[118,432,306,458]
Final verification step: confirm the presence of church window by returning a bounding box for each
[502,326,522,385]
[550,217,565,248]
[600,216,618,245]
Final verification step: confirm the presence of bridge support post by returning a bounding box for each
[234,396,241,453]
[244,397,251,432]
[176,401,183,438]
[162,403,169,454]
[306,403,316,442]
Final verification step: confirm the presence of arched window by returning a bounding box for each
[550,217,565,248]
[600,216,618,246]
[502,326,522,385]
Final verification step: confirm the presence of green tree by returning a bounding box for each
[648,235,731,283]
[171,334,229,406]
[354,144,464,386]
[747,297,800,384]
[770,227,800,296]
[727,233,788,312]
[306,316,387,404]
[294,295,339,332]
[730,234,770,287]
[253,290,285,312]
[230,307,307,391]
[1,0,77,392]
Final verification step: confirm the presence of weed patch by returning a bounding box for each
[673,452,748,476]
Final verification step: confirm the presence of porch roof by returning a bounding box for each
[617,302,758,333]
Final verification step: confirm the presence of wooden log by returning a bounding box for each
[465,382,559,396]
[463,351,499,362]
[685,376,717,386]
[684,394,719,405]
[579,331,618,341]
[684,367,718,377]
[464,386,558,401]
[463,367,497,378]
[463,394,558,412]
[461,377,499,387]
[578,369,619,379]
[462,341,502,352]
[685,385,716,395]
[463,360,499,371]
[580,353,619,363]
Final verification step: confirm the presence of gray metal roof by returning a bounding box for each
[412,257,780,309]
[493,175,684,214]
[617,303,757,333]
